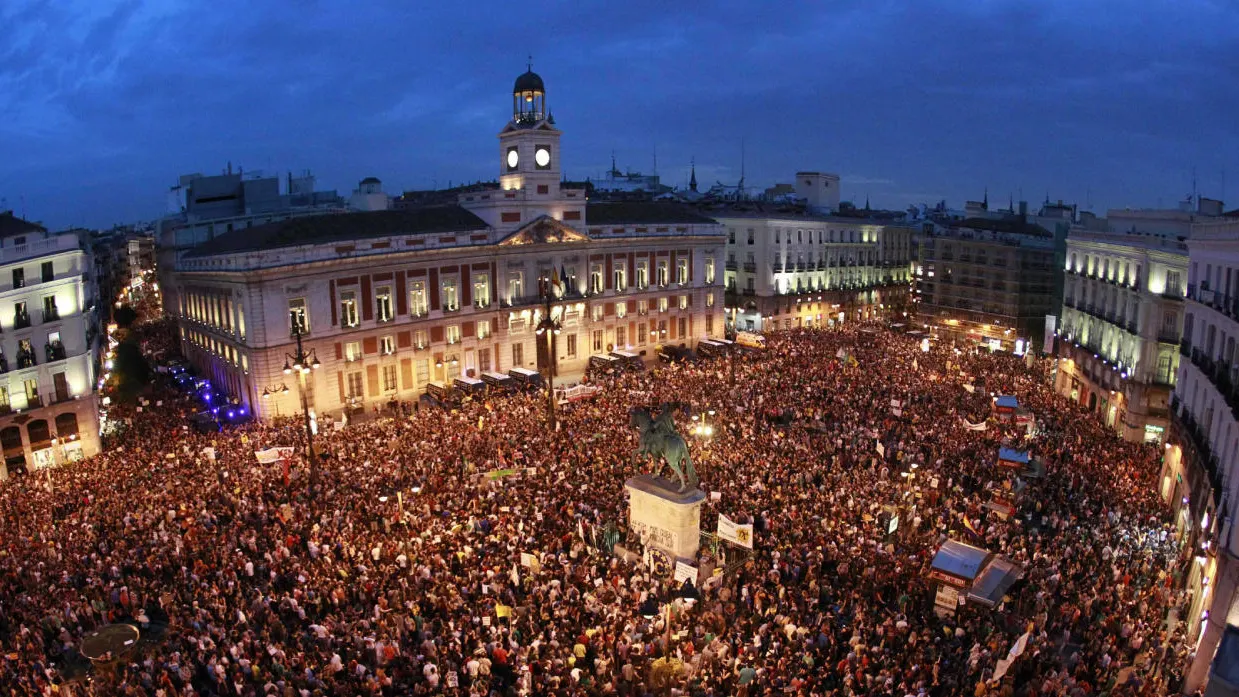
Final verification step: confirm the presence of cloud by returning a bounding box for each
[2,0,1239,227]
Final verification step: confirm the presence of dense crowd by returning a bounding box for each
[0,317,1197,696]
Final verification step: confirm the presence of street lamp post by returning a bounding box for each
[536,277,562,427]
[283,326,322,496]
[261,383,290,417]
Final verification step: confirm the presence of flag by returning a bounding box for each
[510,563,520,585]
[962,516,982,538]
[551,266,564,294]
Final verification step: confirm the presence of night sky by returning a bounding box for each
[3,0,1238,230]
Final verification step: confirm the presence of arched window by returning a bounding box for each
[55,413,79,439]
[0,426,22,453]
[27,419,50,448]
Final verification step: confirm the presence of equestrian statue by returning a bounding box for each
[629,402,698,492]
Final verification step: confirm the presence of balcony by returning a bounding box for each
[45,341,66,362]
[1156,330,1180,344]
[742,262,757,273]
[1172,398,1224,505]
[725,261,738,271]
[42,308,60,324]
[16,352,35,370]
[771,265,784,274]
[12,313,31,330]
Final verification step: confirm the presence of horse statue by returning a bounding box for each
[630,403,698,492]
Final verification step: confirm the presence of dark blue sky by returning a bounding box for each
[3,0,1238,229]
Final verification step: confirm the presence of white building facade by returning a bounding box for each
[1055,229,1187,443]
[1170,216,1239,692]
[0,215,101,478]
[720,211,914,332]
[169,69,726,422]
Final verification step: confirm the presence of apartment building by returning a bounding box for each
[915,213,1065,351]
[718,205,914,331]
[0,213,101,478]
[1055,229,1187,442]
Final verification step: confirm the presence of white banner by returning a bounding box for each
[961,417,987,432]
[717,514,754,549]
[963,384,976,394]
[674,561,698,584]
[1042,314,1057,355]
[254,447,294,464]
[201,447,216,462]
[876,441,885,457]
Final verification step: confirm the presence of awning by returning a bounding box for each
[1210,625,1239,690]
[929,540,991,586]
[998,448,1030,469]
[968,557,1025,608]
[994,395,1019,410]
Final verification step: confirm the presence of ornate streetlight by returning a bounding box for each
[283,326,322,495]
[536,276,562,426]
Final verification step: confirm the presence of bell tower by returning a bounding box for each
[463,64,585,231]
[499,61,561,194]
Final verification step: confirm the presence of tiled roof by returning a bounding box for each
[0,211,46,238]
[953,217,1052,237]
[585,202,718,225]
[187,206,489,257]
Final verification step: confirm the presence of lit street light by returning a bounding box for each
[283,326,322,497]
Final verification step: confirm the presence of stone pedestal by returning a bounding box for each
[625,474,705,562]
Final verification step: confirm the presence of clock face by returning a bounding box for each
[507,149,519,169]
[535,147,551,168]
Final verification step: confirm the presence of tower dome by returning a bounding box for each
[512,61,546,125]
[513,69,545,94]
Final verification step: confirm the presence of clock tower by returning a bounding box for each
[462,65,586,231]
[499,64,562,193]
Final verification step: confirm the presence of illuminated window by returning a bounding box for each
[636,261,649,289]
[705,257,715,285]
[409,281,428,316]
[376,286,393,322]
[676,259,689,284]
[616,302,627,319]
[442,279,459,312]
[340,291,359,327]
[477,320,491,340]
[345,341,362,361]
[382,364,397,391]
[413,329,428,349]
[288,298,309,334]
[474,274,490,309]
[446,325,460,344]
[591,304,604,322]
[380,335,395,355]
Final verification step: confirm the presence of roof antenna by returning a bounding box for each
[652,143,657,176]
[527,55,533,72]
[738,138,746,197]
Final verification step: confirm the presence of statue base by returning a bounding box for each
[625,474,705,564]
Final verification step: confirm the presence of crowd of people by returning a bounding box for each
[0,313,1199,696]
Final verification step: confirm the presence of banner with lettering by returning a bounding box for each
[717,514,754,549]
[254,447,294,464]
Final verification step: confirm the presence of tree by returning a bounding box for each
[112,338,150,400]
[114,305,138,328]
